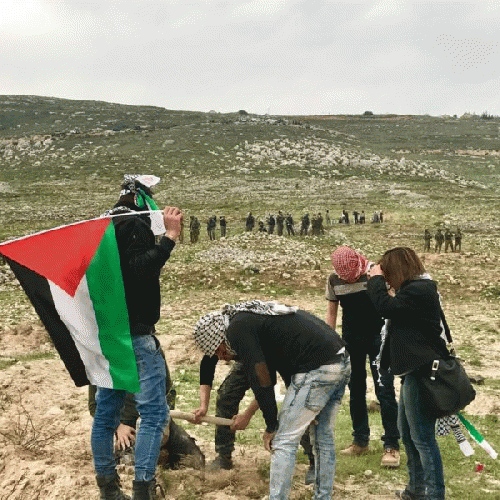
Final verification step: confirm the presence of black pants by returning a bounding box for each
[346,336,400,450]
[214,362,313,460]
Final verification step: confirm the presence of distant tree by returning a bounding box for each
[238,110,248,116]
[363,111,374,116]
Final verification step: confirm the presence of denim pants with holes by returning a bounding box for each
[269,354,350,500]
[91,334,168,481]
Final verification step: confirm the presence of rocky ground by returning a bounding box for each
[0,232,499,500]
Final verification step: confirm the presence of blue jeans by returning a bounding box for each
[269,354,351,500]
[399,374,445,500]
[347,336,400,449]
[91,334,168,481]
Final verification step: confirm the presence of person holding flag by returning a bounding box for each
[0,174,183,500]
[91,175,183,500]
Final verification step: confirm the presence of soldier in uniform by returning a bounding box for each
[300,213,310,236]
[245,212,255,232]
[318,212,325,235]
[434,228,444,253]
[276,211,285,236]
[219,216,227,238]
[444,228,454,253]
[190,216,200,244]
[285,214,295,236]
[424,229,432,252]
[207,216,217,241]
[454,227,462,252]
[267,214,276,234]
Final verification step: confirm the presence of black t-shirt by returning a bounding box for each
[326,272,384,343]
[204,310,345,433]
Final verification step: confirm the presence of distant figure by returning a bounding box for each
[454,228,462,252]
[258,220,267,232]
[359,211,366,224]
[245,212,255,232]
[318,212,325,235]
[434,229,444,253]
[311,214,320,236]
[207,215,217,240]
[325,209,331,226]
[444,228,454,253]
[300,213,310,236]
[353,210,359,225]
[285,214,295,236]
[190,216,200,244]
[267,214,276,234]
[343,210,350,225]
[276,211,285,236]
[372,212,380,224]
[424,229,432,252]
[219,216,227,238]
[379,211,384,223]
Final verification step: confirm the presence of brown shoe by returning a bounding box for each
[381,448,400,468]
[340,444,369,455]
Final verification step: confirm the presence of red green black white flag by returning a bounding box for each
[0,217,141,392]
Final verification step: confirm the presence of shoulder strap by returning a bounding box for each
[440,307,453,344]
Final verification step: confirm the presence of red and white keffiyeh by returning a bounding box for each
[331,246,369,283]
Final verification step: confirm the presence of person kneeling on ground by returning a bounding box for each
[193,300,350,500]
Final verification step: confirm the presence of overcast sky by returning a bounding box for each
[1,0,499,116]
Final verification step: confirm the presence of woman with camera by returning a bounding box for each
[367,247,449,500]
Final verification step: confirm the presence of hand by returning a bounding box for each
[115,424,136,451]
[192,407,208,424]
[163,206,183,241]
[230,412,252,431]
[368,264,383,278]
[263,430,276,453]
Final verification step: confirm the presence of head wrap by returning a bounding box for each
[193,300,298,357]
[331,246,369,283]
[101,175,164,235]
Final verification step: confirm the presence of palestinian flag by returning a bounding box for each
[0,216,141,393]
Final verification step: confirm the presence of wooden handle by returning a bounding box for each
[170,410,234,426]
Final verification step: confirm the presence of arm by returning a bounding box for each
[193,384,211,423]
[226,315,279,435]
[193,355,218,423]
[325,300,339,329]
[231,398,260,431]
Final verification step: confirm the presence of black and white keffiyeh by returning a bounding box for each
[193,300,298,357]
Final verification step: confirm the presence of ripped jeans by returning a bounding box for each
[269,353,351,500]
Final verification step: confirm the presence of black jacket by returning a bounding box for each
[113,214,175,334]
[367,276,449,375]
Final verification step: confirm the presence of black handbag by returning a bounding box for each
[417,309,476,418]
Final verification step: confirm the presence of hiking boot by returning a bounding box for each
[381,448,401,468]
[96,474,130,500]
[304,462,315,485]
[340,443,369,455]
[206,455,233,472]
[395,489,425,500]
[131,479,163,500]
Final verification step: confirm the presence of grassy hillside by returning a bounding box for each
[0,96,499,499]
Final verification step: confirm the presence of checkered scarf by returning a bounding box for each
[331,246,369,283]
[193,300,298,357]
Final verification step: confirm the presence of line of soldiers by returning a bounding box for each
[424,227,462,253]
[189,215,227,243]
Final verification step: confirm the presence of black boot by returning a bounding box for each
[131,479,162,500]
[96,474,130,500]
